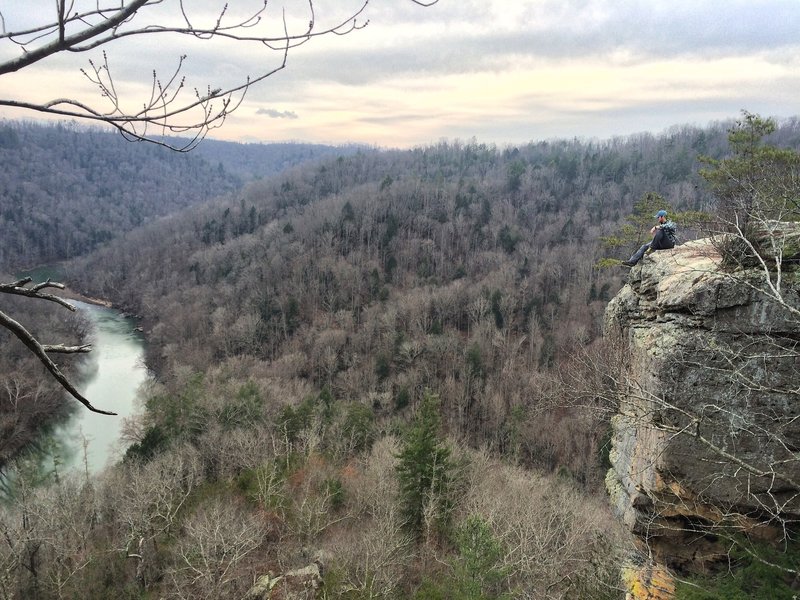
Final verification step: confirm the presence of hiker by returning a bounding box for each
[621,210,677,267]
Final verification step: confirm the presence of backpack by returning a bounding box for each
[661,220,678,245]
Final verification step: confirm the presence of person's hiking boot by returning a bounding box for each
[620,260,636,267]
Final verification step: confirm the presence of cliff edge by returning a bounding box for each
[604,237,800,597]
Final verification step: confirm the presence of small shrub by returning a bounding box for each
[323,477,345,510]
[395,386,411,411]
[123,424,167,462]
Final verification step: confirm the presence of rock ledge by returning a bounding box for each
[604,238,800,597]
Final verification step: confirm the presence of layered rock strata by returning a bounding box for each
[604,238,800,595]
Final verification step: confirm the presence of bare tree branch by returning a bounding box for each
[0,279,112,415]
[41,344,92,354]
[0,1,439,151]
[0,277,76,311]
[0,1,149,75]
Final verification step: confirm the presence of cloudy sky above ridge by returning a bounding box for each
[1,0,799,148]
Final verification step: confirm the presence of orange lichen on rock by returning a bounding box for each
[622,563,675,600]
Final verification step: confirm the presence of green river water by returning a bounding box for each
[53,301,150,473]
[12,268,149,476]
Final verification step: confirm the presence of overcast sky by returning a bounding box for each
[2,0,799,148]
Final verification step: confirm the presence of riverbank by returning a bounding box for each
[15,264,115,309]
[3,268,150,476]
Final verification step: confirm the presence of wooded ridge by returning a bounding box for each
[0,121,356,269]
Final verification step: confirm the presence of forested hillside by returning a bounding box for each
[192,138,365,181]
[2,118,799,599]
[0,121,351,269]
[72,124,736,476]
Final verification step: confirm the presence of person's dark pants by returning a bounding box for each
[628,230,674,264]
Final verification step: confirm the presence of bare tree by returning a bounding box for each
[333,436,413,598]
[165,497,265,600]
[460,447,625,598]
[699,112,800,287]
[0,0,438,151]
[0,453,104,600]
[108,445,202,588]
[0,376,60,466]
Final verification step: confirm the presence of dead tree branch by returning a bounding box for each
[0,278,113,415]
[0,1,439,151]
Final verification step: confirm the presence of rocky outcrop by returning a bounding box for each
[604,238,800,596]
[243,551,330,600]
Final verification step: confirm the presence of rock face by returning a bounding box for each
[243,552,330,600]
[243,565,321,600]
[604,239,800,593]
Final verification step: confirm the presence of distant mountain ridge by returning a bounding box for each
[0,120,354,269]
[192,138,366,180]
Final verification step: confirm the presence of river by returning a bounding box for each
[51,301,150,474]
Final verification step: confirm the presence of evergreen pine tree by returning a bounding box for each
[395,391,453,540]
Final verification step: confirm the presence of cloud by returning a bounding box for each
[273,0,800,87]
[256,108,299,119]
[357,111,451,126]
[2,0,800,148]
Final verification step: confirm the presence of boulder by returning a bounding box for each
[243,551,330,600]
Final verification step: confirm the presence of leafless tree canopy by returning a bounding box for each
[0,0,437,150]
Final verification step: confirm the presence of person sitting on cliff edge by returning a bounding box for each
[621,209,677,267]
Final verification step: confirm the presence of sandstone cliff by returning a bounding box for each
[604,238,800,597]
